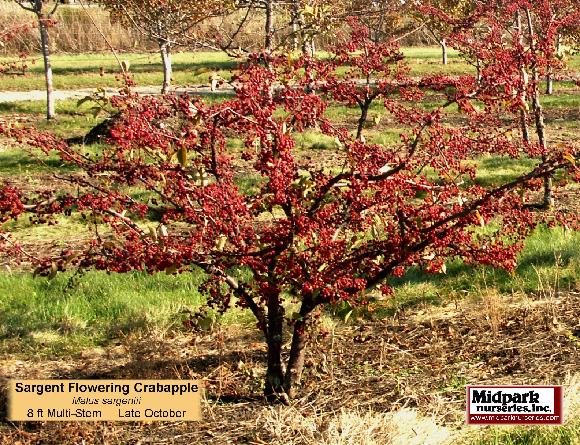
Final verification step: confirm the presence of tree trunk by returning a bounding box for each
[525,8,553,209]
[356,101,370,141]
[545,34,561,96]
[38,15,55,120]
[159,39,172,94]
[294,4,309,56]
[283,300,314,399]
[309,39,316,57]
[264,0,274,51]
[545,71,553,95]
[515,11,530,144]
[440,38,448,65]
[291,1,299,51]
[264,289,286,402]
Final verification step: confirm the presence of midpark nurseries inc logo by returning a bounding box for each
[467,386,563,425]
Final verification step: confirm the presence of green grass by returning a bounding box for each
[2,48,576,92]
[372,225,580,319]
[473,155,539,187]
[0,51,238,91]
[2,223,571,355]
[0,99,107,137]
[0,270,208,356]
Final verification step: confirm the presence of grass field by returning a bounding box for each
[0,45,579,445]
[2,47,578,92]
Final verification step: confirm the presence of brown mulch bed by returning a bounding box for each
[0,291,578,444]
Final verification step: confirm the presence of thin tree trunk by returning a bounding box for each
[283,299,315,399]
[264,289,286,402]
[159,39,172,94]
[440,38,448,65]
[525,8,553,209]
[38,15,55,120]
[291,0,299,51]
[515,11,530,144]
[545,70,553,95]
[546,34,561,95]
[264,0,274,51]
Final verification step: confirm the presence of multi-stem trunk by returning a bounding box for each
[38,14,55,120]
[262,288,316,402]
[264,288,286,401]
[283,299,315,399]
[159,39,172,94]
[356,99,371,141]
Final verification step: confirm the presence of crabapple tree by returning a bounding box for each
[0,22,578,402]
[425,0,580,207]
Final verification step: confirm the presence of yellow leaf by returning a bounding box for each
[177,146,188,167]
[215,235,227,252]
[344,309,353,324]
[165,264,179,275]
[158,225,169,238]
[564,152,576,166]
[303,5,314,16]
[475,210,485,227]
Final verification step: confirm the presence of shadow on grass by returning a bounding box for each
[389,261,475,290]
[0,101,84,115]
[0,299,142,341]
[516,249,577,273]
[0,102,38,114]
[386,247,576,294]
[0,150,76,175]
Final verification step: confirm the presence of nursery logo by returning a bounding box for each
[466,385,563,425]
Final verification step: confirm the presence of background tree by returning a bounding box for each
[0,21,35,76]
[433,0,580,208]
[12,0,59,120]
[1,23,577,402]
[287,0,347,55]
[354,0,419,45]
[412,0,477,65]
[98,0,230,93]
[212,0,364,56]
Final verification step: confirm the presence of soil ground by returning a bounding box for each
[0,291,578,444]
